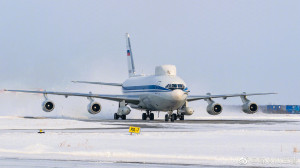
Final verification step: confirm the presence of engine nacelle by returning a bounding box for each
[207,103,223,115]
[42,100,55,112]
[87,102,101,114]
[179,107,194,115]
[242,102,258,114]
[118,106,131,115]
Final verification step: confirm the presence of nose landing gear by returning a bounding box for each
[142,110,154,120]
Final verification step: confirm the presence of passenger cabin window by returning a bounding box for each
[166,84,185,90]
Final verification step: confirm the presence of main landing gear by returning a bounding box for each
[165,112,184,122]
[114,100,131,120]
[114,113,126,120]
[142,110,154,120]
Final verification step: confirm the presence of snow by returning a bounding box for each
[0,115,299,167]
[0,116,121,130]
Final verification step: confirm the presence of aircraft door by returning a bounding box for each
[155,81,161,95]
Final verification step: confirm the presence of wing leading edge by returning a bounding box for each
[187,92,277,102]
[4,89,140,104]
[72,81,123,86]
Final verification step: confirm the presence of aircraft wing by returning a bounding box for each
[187,92,276,102]
[4,89,140,104]
[72,81,123,86]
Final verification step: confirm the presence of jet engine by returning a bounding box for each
[179,107,194,115]
[42,100,55,112]
[240,94,258,114]
[242,102,258,114]
[207,103,223,115]
[118,106,131,115]
[87,102,102,114]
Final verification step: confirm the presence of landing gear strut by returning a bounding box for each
[142,110,154,120]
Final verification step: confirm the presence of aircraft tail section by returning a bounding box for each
[126,33,136,77]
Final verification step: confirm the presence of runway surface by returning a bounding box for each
[0,116,299,167]
[0,158,241,168]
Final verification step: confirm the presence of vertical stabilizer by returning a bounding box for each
[126,33,136,77]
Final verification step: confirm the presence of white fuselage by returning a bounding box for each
[122,75,189,111]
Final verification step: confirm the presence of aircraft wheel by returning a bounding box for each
[165,114,169,121]
[114,113,119,120]
[149,113,154,120]
[171,114,176,122]
[142,113,147,120]
[180,115,184,120]
[121,115,126,120]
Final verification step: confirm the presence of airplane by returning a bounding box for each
[5,33,276,122]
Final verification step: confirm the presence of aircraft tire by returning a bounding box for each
[142,113,147,120]
[180,115,184,120]
[114,113,119,120]
[121,115,126,120]
[149,113,154,120]
[165,114,169,121]
[171,114,175,122]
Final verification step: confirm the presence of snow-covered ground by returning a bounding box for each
[0,114,299,168]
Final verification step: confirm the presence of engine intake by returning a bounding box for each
[242,102,258,114]
[207,103,223,115]
[88,102,101,114]
[42,100,55,112]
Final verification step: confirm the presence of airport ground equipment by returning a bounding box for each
[261,105,300,114]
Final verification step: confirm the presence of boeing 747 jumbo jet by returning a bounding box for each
[5,34,276,122]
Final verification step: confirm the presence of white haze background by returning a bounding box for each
[0,0,299,119]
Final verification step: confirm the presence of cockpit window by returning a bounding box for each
[166,84,185,90]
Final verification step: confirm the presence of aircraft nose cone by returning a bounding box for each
[171,89,186,100]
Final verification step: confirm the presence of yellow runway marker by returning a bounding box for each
[129,126,140,134]
[38,129,45,134]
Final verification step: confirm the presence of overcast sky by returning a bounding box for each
[0,0,299,108]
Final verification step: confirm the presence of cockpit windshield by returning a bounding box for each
[165,84,185,90]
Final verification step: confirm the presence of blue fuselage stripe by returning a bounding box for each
[123,85,169,91]
[122,85,189,93]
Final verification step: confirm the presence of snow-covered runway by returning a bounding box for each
[0,116,299,167]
